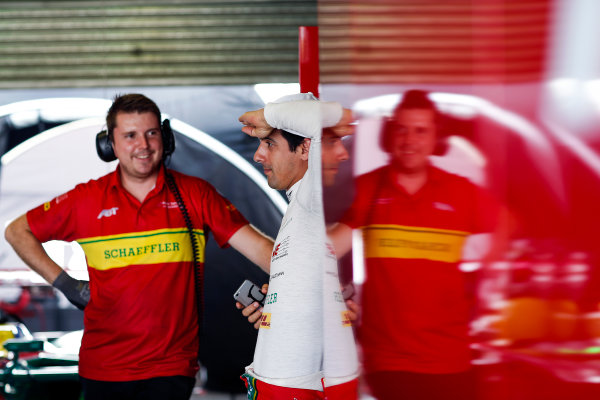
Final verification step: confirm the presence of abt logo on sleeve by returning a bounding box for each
[97,207,119,219]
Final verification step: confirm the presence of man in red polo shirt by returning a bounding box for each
[328,90,503,400]
[4,94,274,400]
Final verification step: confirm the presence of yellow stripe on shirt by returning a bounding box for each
[77,228,205,270]
[362,224,469,263]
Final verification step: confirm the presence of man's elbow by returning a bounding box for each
[4,219,17,246]
[5,215,27,247]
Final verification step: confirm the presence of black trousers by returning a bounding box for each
[80,375,195,400]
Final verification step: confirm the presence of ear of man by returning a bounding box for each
[300,138,311,160]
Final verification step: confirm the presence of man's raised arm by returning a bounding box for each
[239,99,354,140]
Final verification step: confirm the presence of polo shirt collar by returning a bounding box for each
[384,163,444,199]
[107,165,123,190]
[154,166,167,193]
[426,165,444,185]
[286,179,302,202]
[108,164,167,195]
[385,163,442,182]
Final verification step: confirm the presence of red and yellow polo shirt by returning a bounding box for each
[27,166,248,381]
[340,165,498,374]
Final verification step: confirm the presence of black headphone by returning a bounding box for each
[96,119,175,162]
[379,115,448,156]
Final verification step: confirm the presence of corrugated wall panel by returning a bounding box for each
[318,0,553,84]
[0,1,554,88]
[0,0,317,89]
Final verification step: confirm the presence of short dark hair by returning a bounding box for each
[106,93,161,138]
[393,89,440,123]
[278,129,305,152]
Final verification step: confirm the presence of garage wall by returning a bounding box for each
[318,0,553,84]
[0,0,316,89]
[1,0,553,88]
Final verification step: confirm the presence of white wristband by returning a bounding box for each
[264,100,343,139]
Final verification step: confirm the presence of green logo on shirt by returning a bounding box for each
[103,242,181,259]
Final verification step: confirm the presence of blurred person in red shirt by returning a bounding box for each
[329,90,505,400]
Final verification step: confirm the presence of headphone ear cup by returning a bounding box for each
[432,117,448,156]
[433,136,448,156]
[379,117,394,153]
[161,119,175,157]
[96,130,116,162]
